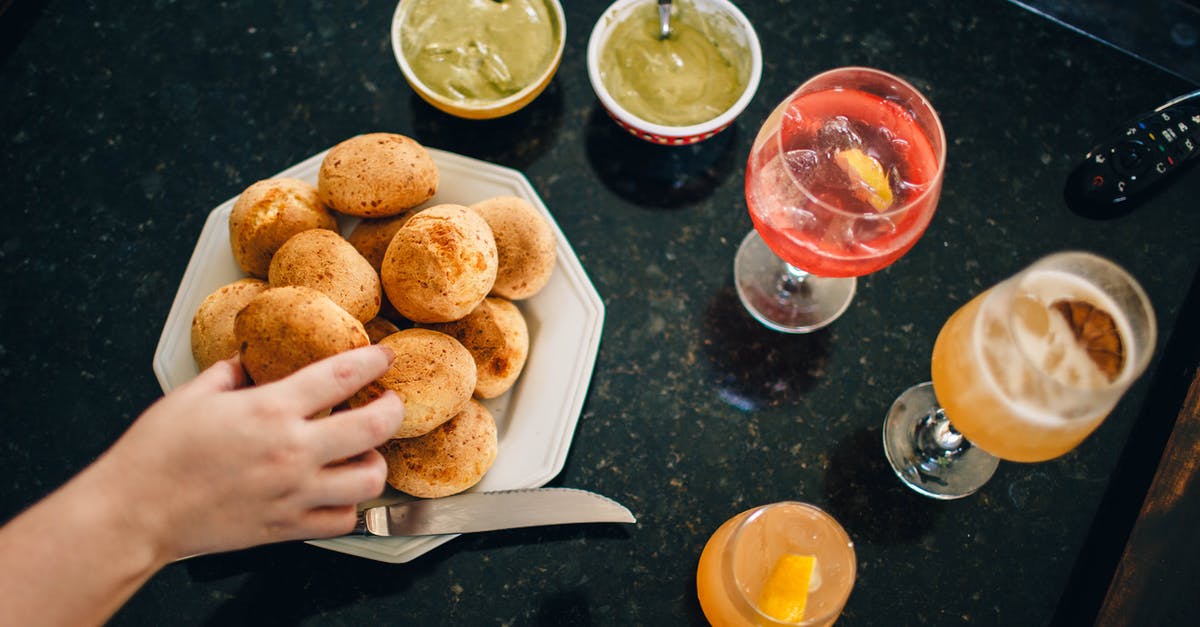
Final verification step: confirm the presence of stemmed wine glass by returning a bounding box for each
[882,252,1157,499]
[735,67,946,333]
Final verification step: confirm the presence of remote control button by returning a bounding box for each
[1182,110,1200,140]
[1158,125,1181,144]
[1110,140,1151,176]
[1176,137,1197,158]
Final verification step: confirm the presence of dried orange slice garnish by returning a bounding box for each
[1050,299,1125,381]
[834,148,894,212]
[757,554,816,622]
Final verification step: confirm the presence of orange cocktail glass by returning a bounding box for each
[883,252,1157,499]
[697,502,856,626]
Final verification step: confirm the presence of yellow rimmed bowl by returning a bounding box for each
[391,0,566,120]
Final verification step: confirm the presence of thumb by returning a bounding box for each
[182,354,249,395]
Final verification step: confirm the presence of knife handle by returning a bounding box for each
[351,510,369,535]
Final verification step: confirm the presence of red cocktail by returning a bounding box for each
[735,67,946,332]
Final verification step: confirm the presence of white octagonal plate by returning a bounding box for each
[152,147,605,563]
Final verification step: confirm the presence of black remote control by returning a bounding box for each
[1065,89,1200,217]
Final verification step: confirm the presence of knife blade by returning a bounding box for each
[356,488,636,537]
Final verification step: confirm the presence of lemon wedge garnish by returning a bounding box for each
[834,148,894,212]
[757,554,817,623]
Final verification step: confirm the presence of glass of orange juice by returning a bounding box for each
[697,502,856,626]
[882,251,1157,499]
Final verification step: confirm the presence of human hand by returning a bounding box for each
[91,345,404,563]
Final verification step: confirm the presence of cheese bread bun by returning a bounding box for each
[470,195,556,300]
[228,177,338,278]
[234,286,369,385]
[422,297,529,399]
[268,228,381,323]
[318,133,438,218]
[349,328,475,439]
[379,400,498,498]
[381,204,497,323]
[190,278,269,371]
[347,211,420,271]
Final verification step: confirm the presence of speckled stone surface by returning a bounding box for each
[2,1,1199,625]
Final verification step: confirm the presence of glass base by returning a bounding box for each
[733,230,856,333]
[882,382,1000,499]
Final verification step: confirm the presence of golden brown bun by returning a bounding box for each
[347,213,420,322]
[317,133,438,218]
[190,278,269,371]
[381,205,498,323]
[349,328,475,438]
[379,400,498,498]
[267,229,381,323]
[423,297,529,399]
[228,178,338,278]
[363,316,402,344]
[470,196,556,300]
[234,286,369,385]
[347,211,420,271]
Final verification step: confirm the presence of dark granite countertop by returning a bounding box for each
[2,1,1199,625]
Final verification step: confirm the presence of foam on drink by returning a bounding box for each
[975,268,1132,427]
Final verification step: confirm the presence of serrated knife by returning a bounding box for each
[354,488,636,536]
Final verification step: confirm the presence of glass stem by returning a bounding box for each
[775,263,812,300]
[915,407,970,472]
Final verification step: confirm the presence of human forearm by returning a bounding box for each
[0,348,404,624]
[0,459,169,627]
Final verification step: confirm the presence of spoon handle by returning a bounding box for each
[658,0,671,40]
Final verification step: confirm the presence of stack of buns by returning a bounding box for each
[190,132,557,499]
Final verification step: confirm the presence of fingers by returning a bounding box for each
[256,345,394,416]
[269,451,390,542]
[308,391,405,464]
[296,505,361,540]
[307,450,391,508]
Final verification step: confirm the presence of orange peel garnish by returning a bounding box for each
[1050,299,1125,381]
[757,554,816,622]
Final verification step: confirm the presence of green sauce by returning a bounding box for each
[599,0,749,127]
[400,0,560,103]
